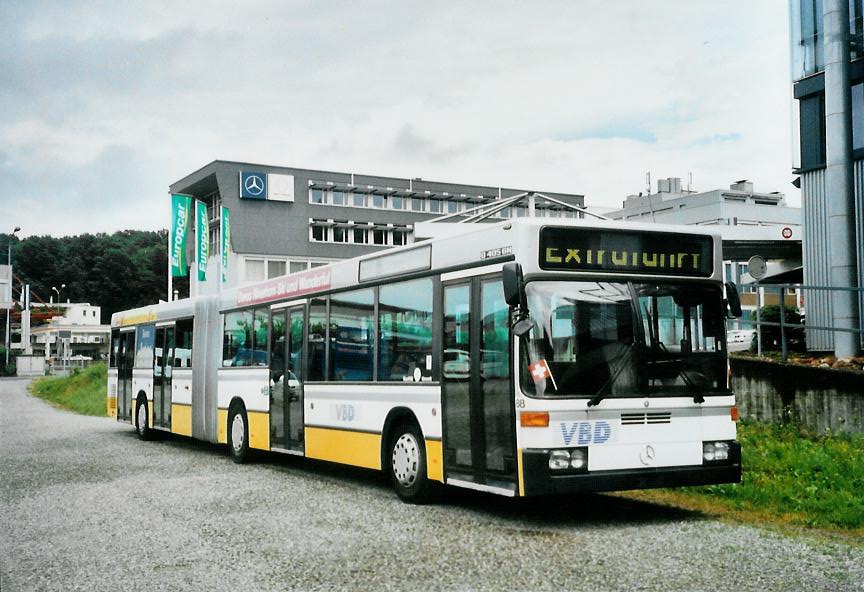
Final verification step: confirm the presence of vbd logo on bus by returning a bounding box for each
[335,403,356,422]
[559,421,615,446]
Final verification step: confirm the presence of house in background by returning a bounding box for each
[29,302,111,362]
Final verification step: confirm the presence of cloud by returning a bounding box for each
[0,0,799,238]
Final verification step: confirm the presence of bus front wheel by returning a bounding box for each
[389,422,434,503]
[227,405,249,464]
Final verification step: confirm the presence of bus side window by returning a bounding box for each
[378,277,433,382]
[175,318,194,368]
[307,298,327,380]
[110,329,120,368]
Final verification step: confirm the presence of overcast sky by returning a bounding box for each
[1,1,797,238]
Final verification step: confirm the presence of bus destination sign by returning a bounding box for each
[539,227,713,277]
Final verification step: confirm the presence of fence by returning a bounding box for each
[738,283,864,360]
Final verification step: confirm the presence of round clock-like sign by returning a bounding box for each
[747,255,768,280]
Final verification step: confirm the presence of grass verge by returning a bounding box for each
[621,420,864,537]
[29,363,108,417]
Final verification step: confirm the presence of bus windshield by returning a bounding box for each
[520,281,728,399]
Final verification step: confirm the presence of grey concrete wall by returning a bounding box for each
[731,356,864,434]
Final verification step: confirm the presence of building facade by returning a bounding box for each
[606,177,803,333]
[790,0,864,351]
[169,161,584,296]
[29,302,111,361]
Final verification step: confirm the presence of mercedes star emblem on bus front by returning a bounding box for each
[639,444,656,466]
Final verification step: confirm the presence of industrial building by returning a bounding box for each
[169,161,585,297]
[790,0,864,353]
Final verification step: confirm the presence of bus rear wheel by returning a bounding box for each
[228,405,249,464]
[135,397,151,441]
[389,422,434,503]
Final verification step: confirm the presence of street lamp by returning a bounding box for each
[5,226,21,367]
[52,284,66,304]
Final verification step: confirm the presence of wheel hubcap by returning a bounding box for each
[231,413,245,452]
[392,433,420,487]
[137,402,146,433]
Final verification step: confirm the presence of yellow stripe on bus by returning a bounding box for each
[217,409,228,444]
[517,448,525,497]
[215,408,269,450]
[116,309,156,327]
[171,403,192,437]
[248,411,270,451]
[305,427,382,470]
[426,439,443,483]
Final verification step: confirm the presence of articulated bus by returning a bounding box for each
[108,218,743,502]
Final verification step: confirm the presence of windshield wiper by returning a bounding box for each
[587,343,635,407]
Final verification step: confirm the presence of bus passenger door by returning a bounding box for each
[119,331,135,421]
[442,277,516,491]
[153,326,174,429]
[270,306,305,452]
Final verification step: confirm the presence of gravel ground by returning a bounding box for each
[1,377,862,592]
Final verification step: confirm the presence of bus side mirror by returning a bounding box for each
[503,263,526,308]
[725,282,743,318]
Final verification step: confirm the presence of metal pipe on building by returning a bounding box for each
[823,0,861,357]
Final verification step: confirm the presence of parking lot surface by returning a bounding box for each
[1,378,861,591]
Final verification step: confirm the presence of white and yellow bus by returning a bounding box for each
[108,217,743,502]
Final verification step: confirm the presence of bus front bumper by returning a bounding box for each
[520,443,741,497]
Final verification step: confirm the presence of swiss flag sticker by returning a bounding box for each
[529,359,552,384]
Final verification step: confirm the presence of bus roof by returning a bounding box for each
[112,218,723,326]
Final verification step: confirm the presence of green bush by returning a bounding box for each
[29,363,108,416]
[750,304,806,353]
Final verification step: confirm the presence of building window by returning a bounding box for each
[332,191,346,206]
[853,83,863,151]
[372,194,386,209]
[311,224,328,242]
[310,189,325,204]
[290,261,308,274]
[311,261,328,268]
[352,193,366,208]
[245,259,266,282]
[391,195,405,210]
[333,226,349,243]
[267,260,286,279]
[798,93,826,170]
[353,228,368,244]
[392,229,409,246]
[411,198,425,212]
[373,229,387,245]
[446,200,460,214]
[428,199,442,214]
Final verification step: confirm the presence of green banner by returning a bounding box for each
[170,194,192,277]
[195,200,209,282]
[221,206,230,284]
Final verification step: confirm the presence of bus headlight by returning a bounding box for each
[703,441,730,462]
[548,448,588,472]
[548,450,570,470]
